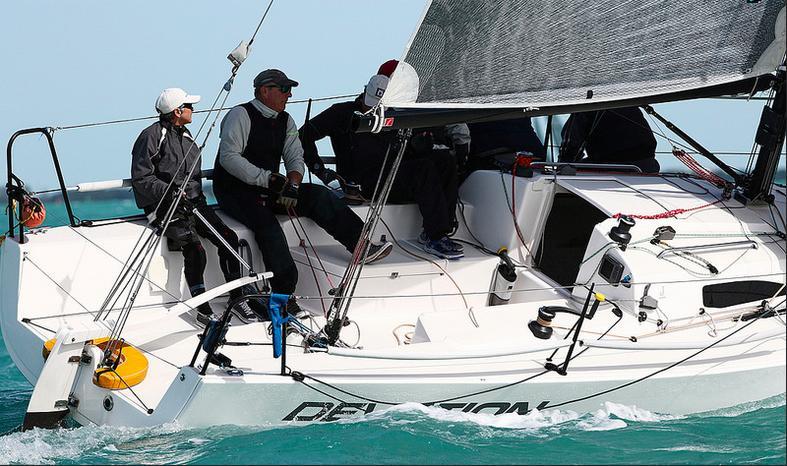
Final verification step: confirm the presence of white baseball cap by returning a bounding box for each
[155,88,201,114]
[363,74,389,107]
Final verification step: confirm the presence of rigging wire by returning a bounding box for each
[544,307,779,410]
[97,1,278,360]
[454,196,497,256]
[68,226,183,302]
[286,209,330,316]
[278,269,786,303]
[288,210,336,289]
[325,131,412,343]
[290,298,781,409]
[48,94,357,133]
[500,167,534,258]
[23,256,97,317]
[378,217,470,312]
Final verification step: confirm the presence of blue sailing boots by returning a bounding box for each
[418,232,464,260]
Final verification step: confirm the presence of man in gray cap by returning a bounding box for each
[212,69,392,314]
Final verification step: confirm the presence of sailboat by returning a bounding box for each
[1,0,785,430]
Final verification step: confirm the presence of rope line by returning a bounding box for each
[612,198,726,220]
[68,226,182,302]
[24,256,96,316]
[378,218,470,312]
[95,365,153,414]
[287,209,329,316]
[672,148,731,188]
[49,95,357,132]
[325,131,412,343]
[544,307,777,410]
[291,302,779,411]
[98,1,281,359]
[288,210,335,289]
[282,269,787,301]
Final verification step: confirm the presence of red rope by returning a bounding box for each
[612,148,730,219]
[286,208,330,316]
[612,198,725,220]
[672,148,729,188]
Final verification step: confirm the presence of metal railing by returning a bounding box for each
[6,127,77,243]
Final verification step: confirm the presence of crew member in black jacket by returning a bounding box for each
[131,88,265,325]
[300,74,464,260]
[559,107,660,173]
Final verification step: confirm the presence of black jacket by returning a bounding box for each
[131,120,202,209]
[468,117,545,158]
[559,107,656,163]
[299,95,395,184]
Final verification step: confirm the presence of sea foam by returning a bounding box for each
[0,422,182,465]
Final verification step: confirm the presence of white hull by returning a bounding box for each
[2,171,785,428]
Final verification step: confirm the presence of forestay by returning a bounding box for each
[383,0,786,109]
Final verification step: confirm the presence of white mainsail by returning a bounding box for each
[383,0,786,109]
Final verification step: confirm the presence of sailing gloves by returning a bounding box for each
[279,183,299,209]
[153,188,195,226]
[314,167,339,186]
[268,172,299,210]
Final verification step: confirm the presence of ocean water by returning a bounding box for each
[1,176,786,464]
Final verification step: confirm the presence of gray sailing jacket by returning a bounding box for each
[131,120,203,209]
[217,99,304,188]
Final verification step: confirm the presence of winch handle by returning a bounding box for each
[496,247,515,271]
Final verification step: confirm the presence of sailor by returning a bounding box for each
[213,69,393,313]
[559,107,660,174]
[377,59,472,178]
[299,73,464,260]
[131,88,266,326]
[465,117,546,178]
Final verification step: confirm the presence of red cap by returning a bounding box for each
[377,59,399,77]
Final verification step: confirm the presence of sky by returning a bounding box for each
[0,0,783,192]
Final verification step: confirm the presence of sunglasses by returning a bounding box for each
[180,103,194,110]
[265,84,292,94]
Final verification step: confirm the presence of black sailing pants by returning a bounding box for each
[159,199,242,295]
[363,149,458,241]
[214,183,364,294]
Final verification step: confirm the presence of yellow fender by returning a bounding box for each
[42,337,149,390]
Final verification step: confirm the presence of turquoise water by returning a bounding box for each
[1,177,786,464]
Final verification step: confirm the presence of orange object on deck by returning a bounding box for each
[42,337,149,390]
[21,195,46,228]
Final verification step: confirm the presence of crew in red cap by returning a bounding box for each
[300,72,469,260]
[377,59,399,77]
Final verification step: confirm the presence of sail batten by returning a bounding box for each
[383,0,786,109]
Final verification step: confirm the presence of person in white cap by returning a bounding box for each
[131,88,267,327]
[212,69,393,316]
[299,72,465,260]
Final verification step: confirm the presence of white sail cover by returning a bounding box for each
[382,0,786,109]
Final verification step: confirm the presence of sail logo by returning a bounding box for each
[282,400,550,422]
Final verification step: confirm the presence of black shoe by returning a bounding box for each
[363,241,393,265]
[229,286,270,323]
[231,300,261,324]
[285,297,310,319]
[196,302,217,327]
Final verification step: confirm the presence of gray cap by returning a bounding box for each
[253,69,299,88]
